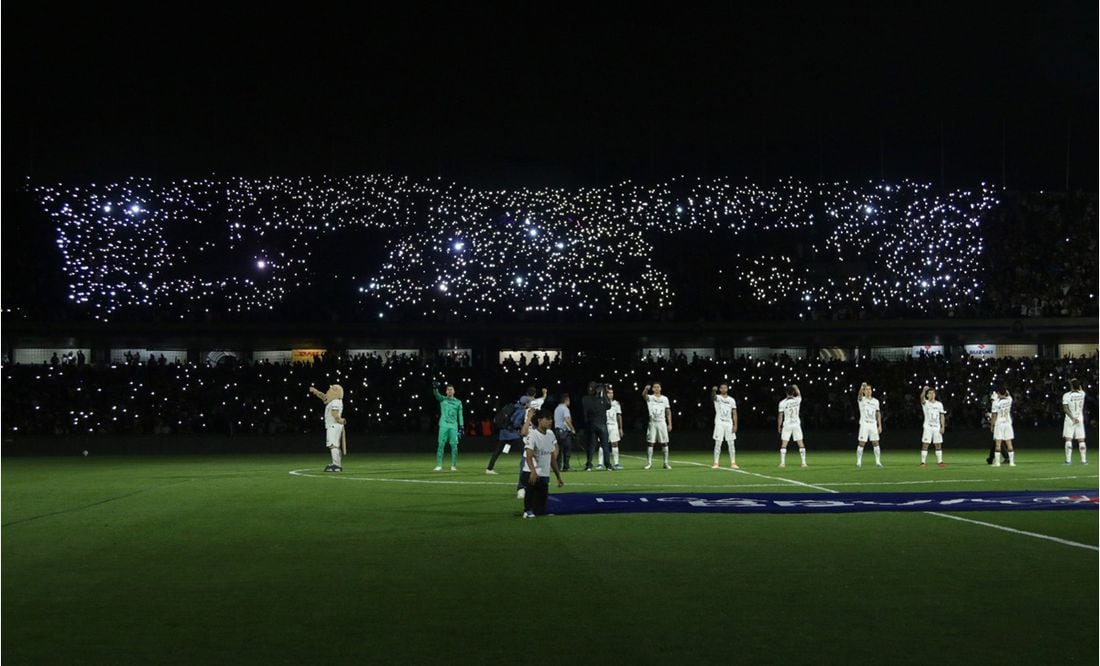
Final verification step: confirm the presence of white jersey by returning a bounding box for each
[529,397,546,412]
[522,428,558,476]
[922,400,946,429]
[714,395,737,424]
[646,395,671,422]
[778,396,802,426]
[606,400,622,429]
[1062,390,1085,421]
[992,396,1013,425]
[324,399,344,427]
[857,397,880,425]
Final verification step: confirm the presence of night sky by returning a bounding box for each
[5,3,1097,190]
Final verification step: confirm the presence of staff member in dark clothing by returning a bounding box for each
[581,381,615,472]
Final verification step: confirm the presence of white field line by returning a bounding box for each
[625,455,840,494]
[923,512,1099,552]
[292,466,1096,490]
[648,456,1099,552]
[291,469,787,490]
[293,460,1098,551]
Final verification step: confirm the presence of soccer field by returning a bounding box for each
[3,448,1097,665]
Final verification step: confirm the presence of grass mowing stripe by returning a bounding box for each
[295,460,1094,491]
[816,474,1098,486]
[290,469,802,489]
[1,481,191,528]
[291,469,507,485]
[651,454,1100,552]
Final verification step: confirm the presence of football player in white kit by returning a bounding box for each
[919,385,947,468]
[711,383,739,469]
[990,387,1015,467]
[642,383,672,469]
[984,391,1009,465]
[598,386,624,470]
[777,384,807,468]
[855,383,883,468]
[528,386,549,412]
[309,384,347,472]
[1062,378,1088,465]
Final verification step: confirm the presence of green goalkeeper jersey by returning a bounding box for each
[433,388,464,428]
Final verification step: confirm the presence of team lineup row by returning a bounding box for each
[307,379,1090,483]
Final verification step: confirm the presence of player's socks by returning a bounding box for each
[935,449,943,464]
[1079,443,1088,464]
[647,446,654,465]
[612,446,620,466]
[1008,451,1015,465]
[780,448,787,466]
[730,444,736,466]
[1065,441,1073,464]
[331,448,342,466]
[714,442,722,465]
[663,446,670,465]
[856,445,864,466]
[873,445,881,465]
[920,449,928,464]
[799,448,807,465]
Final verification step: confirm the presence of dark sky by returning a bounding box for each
[5,2,1097,190]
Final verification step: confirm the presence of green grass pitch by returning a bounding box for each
[3,447,1097,665]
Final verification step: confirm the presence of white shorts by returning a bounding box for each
[1063,420,1086,441]
[993,423,1014,442]
[921,425,943,444]
[608,424,621,444]
[780,423,803,443]
[857,422,880,443]
[647,420,669,444]
[713,422,736,443]
[326,424,344,447]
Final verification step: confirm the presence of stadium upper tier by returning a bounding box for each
[14,176,1098,323]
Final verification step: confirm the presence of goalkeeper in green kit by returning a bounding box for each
[432,381,464,471]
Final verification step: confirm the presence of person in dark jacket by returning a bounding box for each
[581,381,614,472]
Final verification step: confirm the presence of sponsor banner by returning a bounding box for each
[292,349,326,364]
[965,344,996,357]
[546,490,1098,515]
[911,345,944,358]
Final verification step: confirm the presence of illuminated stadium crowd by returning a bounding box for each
[25,176,1097,323]
[3,352,1095,437]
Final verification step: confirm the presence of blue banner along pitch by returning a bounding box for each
[545,490,1099,515]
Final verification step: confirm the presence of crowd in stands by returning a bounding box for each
[982,192,1098,318]
[18,177,1096,324]
[4,351,1095,438]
